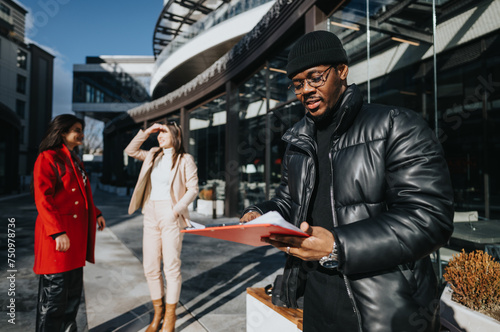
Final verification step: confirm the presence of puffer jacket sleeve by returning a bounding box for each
[243,145,293,221]
[334,109,454,275]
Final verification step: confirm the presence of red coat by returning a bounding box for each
[33,144,101,274]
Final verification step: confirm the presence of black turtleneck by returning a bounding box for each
[307,109,337,231]
[307,92,341,231]
[303,90,358,332]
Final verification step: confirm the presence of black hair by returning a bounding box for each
[38,114,85,154]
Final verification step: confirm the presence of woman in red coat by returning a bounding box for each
[33,114,105,332]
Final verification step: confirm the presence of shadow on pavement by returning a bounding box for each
[179,245,285,330]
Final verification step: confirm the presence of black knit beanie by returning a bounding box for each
[286,30,348,78]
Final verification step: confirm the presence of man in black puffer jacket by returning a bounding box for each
[241,31,454,332]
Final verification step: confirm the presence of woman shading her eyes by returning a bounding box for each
[125,122,198,332]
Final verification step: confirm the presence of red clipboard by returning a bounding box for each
[181,223,309,247]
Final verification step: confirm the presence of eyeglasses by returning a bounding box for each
[288,65,335,95]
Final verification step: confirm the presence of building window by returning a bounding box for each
[19,126,25,145]
[189,97,227,204]
[17,49,27,69]
[96,90,104,103]
[83,86,106,103]
[17,75,26,94]
[16,100,25,119]
[86,85,95,102]
[0,3,10,15]
[0,3,11,28]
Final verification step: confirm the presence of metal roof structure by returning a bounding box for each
[153,0,231,58]
[136,0,488,121]
[330,0,479,64]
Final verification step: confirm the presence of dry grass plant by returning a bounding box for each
[443,249,500,321]
[199,188,214,200]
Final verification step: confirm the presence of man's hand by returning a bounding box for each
[55,234,70,252]
[262,222,335,261]
[97,216,106,231]
[240,211,261,223]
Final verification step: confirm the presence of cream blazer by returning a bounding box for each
[125,129,199,228]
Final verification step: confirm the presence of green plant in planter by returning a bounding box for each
[443,249,500,321]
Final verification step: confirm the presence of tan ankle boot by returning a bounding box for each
[160,302,177,332]
[145,298,165,332]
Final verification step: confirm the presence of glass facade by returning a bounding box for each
[189,96,227,202]
[111,0,499,220]
[321,0,500,218]
[73,71,150,104]
[438,36,500,218]
[235,55,305,209]
[182,0,500,218]
[237,68,269,208]
[188,50,306,212]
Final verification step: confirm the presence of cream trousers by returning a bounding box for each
[143,200,184,304]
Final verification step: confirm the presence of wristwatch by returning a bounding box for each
[319,241,338,269]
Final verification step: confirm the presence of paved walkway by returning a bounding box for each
[0,189,285,331]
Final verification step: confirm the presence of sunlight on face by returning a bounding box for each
[157,129,173,149]
[62,122,84,150]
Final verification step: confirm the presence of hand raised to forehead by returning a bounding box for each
[145,123,168,135]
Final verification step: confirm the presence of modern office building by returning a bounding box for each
[72,55,154,184]
[0,0,54,195]
[72,55,154,122]
[101,0,499,218]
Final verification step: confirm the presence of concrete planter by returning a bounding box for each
[440,285,500,332]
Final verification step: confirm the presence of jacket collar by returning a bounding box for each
[60,144,84,165]
[283,84,364,146]
[60,143,73,159]
[60,144,89,206]
[332,83,364,139]
[170,153,182,181]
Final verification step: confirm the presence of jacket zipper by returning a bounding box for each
[282,135,317,226]
[282,135,316,307]
[287,133,362,327]
[329,141,363,330]
[329,108,363,332]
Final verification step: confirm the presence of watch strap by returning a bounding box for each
[319,241,338,269]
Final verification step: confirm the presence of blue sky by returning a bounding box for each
[19,0,162,116]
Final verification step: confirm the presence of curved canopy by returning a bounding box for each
[153,0,231,58]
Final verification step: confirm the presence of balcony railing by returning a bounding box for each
[0,10,13,25]
[153,0,274,74]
